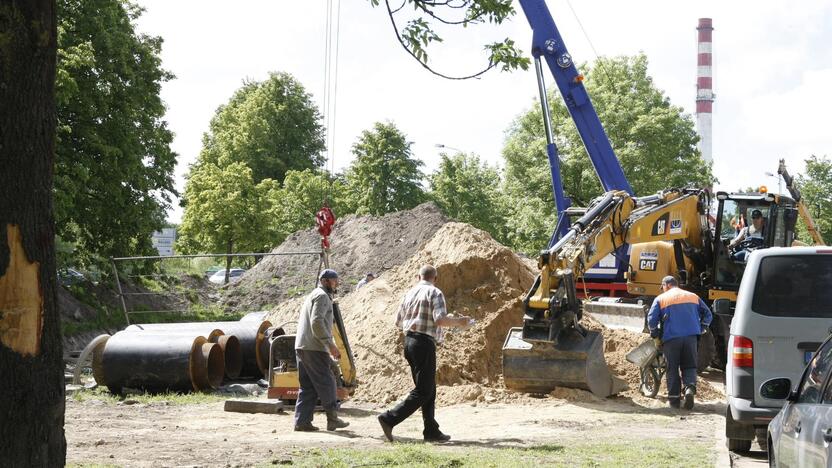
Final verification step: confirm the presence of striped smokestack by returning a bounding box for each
[696,18,714,164]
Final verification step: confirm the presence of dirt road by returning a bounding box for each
[66,394,725,467]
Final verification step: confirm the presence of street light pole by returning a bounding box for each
[434,143,464,154]
[764,171,782,194]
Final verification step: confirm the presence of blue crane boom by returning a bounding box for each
[517,0,633,242]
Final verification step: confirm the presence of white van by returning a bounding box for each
[725,247,832,452]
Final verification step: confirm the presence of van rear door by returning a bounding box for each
[745,254,832,408]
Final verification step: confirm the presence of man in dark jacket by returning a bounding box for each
[293,269,349,432]
[648,276,713,410]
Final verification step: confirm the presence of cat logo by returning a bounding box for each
[652,213,670,236]
[639,259,657,271]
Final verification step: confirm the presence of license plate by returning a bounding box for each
[805,351,814,364]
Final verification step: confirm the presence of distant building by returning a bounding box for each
[152,228,177,256]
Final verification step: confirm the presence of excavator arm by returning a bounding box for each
[522,189,709,344]
[778,159,824,245]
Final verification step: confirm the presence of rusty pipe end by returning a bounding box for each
[189,337,225,391]
[216,334,242,379]
[254,320,272,377]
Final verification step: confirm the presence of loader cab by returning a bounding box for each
[712,191,798,290]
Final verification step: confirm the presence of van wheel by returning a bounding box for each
[756,427,768,452]
[727,438,752,453]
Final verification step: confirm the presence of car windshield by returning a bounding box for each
[751,254,832,318]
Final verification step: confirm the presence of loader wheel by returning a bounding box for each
[697,330,716,373]
[640,367,660,398]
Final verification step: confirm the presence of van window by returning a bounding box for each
[751,255,832,318]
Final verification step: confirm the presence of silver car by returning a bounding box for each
[765,334,832,467]
[725,247,832,453]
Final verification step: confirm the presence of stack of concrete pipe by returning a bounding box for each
[90,319,272,394]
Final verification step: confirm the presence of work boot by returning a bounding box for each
[683,386,696,410]
[378,415,394,442]
[668,398,680,409]
[424,431,451,443]
[294,422,319,432]
[326,410,349,431]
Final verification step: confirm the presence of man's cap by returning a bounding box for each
[751,209,763,219]
[319,269,339,280]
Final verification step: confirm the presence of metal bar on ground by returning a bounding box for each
[110,258,131,325]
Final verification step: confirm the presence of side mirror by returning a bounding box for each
[713,299,732,316]
[760,378,792,400]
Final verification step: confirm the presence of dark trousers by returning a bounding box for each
[294,349,338,426]
[663,335,698,403]
[380,332,440,436]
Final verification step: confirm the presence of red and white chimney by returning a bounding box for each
[696,18,714,164]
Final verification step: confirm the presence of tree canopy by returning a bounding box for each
[369,0,529,79]
[198,72,326,184]
[797,155,832,244]
[501,54,714,253]
[345,121,426,216]
[55,0,176,264]
[177,162,272,255]
[429,152,505,238]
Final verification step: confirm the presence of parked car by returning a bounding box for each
[57,267,86,287]
[208,268,246,285]
[204,266,224,279]
[765,333,832,467]
[725,247,832,453]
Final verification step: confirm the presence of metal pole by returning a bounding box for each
[110,258,131,326]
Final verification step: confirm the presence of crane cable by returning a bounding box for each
[320,0,342,208]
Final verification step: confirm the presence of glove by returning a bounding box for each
[653,337,662,349]
[700,325,709,335]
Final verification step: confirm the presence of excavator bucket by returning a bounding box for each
[502,327,627,397]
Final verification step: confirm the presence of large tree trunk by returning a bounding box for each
[0,1,66,466]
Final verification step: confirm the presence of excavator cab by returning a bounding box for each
[711,191,798,288]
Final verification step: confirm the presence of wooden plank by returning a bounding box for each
[223,399,284,414]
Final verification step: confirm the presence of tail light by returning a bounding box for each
[732,336,754,368]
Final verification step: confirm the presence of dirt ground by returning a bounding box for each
[66,390,726,467]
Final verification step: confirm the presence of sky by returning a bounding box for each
[134,0,832,223]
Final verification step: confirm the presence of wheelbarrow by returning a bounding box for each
[626,338,666,398]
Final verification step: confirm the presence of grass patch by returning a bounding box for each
[270,439,712,468]
[70,386,237,405]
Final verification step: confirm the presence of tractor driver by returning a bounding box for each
[729,209,766,262]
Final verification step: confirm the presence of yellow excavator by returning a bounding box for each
[502,186,810,396]
[504,189,713,396]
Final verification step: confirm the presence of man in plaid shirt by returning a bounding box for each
[377,265,473,442]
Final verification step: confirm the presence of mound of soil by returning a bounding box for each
[223,203,449,312]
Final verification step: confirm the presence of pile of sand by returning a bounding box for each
[224,203,449,311]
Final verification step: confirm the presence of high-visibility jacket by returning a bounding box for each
[648,287,712,342]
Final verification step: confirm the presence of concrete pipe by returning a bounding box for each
[127,321,271,378]
[96,331,224,393]
[125,325,242,379]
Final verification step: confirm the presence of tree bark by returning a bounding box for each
[0,1,66,466]
[225,238,233,285]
